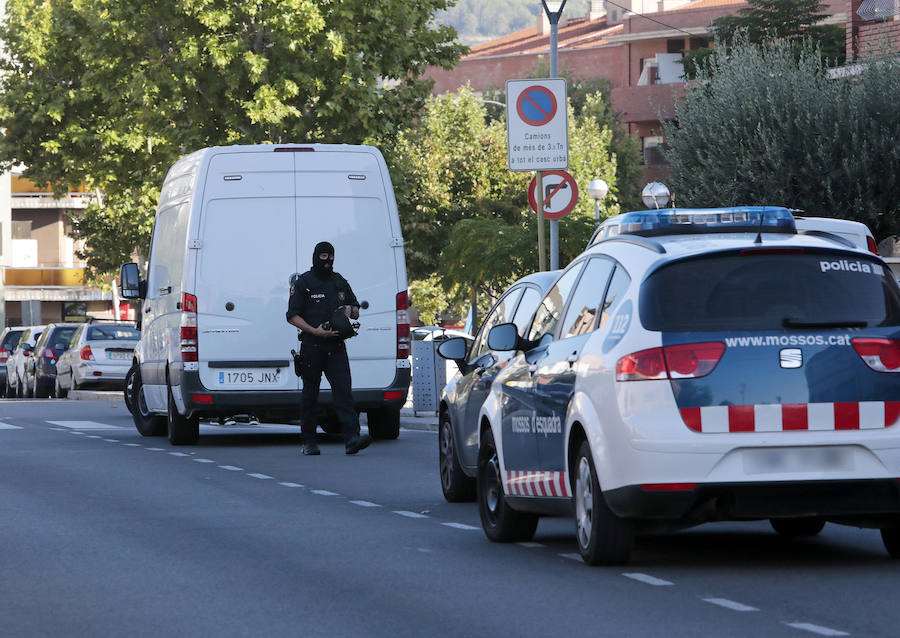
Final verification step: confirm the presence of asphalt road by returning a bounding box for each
[2,398,900,637]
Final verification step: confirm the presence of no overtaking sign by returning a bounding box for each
[506,78,568,172]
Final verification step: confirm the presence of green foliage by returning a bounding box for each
[663,38,900,240]
[408,275,453,325]
[0,0,465,281]
[391,86,620,306]
[682,0,845,78]
[437,0,589,45]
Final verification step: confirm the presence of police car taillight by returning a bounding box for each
[396,291,410,359]
[852,338,900,372]
[616,342,725,381]
[867,236,879,255]
[180,292,198,363]
[0,347,7,363]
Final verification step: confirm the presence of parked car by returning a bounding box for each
[5,326,45,398]
[55,322,140,397]
[0,327,26,398]
[24,323,81,398]
[435,271,560,502]
[793,216,878,254]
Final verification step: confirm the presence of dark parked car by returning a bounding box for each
[436,271,560,502]
[0,327,26,398]
[24,323,81,398]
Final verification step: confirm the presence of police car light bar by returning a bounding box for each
[596,207,796,240]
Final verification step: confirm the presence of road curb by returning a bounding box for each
[69,390,124,403]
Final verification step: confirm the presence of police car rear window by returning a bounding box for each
[640,252,900,331]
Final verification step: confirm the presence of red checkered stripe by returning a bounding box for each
[680,401,900,433]
[505,471,570,497]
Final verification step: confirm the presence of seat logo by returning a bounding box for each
[779,348,802,369]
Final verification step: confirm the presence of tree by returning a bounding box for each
[663,38,900,240]
[0,0,465,280]
[681,0,844,78]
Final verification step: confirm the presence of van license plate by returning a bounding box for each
[217,370,282,385]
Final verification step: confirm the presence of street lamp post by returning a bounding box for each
[587,178,609,223]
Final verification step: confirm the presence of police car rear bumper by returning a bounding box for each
[175,368,411,419]
[604,478,900,523]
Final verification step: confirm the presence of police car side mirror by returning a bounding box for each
[488,323,520,352]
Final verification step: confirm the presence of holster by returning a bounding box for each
[291,349,302,377]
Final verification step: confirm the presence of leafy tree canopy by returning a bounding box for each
[682,0,844,78]
[0,0,465,279]
[664,38,900,240]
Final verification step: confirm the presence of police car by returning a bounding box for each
[478,207,900,565]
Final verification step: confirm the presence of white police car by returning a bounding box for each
[478,207,900,565]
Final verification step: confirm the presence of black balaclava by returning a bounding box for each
[312,241,335,279]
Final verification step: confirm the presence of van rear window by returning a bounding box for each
[640,252,900,331]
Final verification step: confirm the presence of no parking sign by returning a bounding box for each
[506,78,568,172]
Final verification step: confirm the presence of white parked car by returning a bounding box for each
[55,323,140,397]
[5,325,45,398]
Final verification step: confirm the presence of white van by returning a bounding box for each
[794,216,878,253]
[120,144,411,445]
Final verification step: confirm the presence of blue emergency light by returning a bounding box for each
[594,207,796,240]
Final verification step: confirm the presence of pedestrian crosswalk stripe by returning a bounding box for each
[47,421,122,430]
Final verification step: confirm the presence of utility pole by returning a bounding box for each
[541,0,567,271]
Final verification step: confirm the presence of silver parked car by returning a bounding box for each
[55,322,140,397]
[5,325,46,399]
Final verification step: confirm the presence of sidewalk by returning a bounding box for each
[70,390,440,432]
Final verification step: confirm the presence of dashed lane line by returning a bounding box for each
[85,435,102,439]
[169,452,189,457]
[47,421,122,430]
[350,501,381,508]
[442,522,479,530]
[68,431,84,435]
[311,489,338,496]
[785,623,849,636]
[622,573,674,586]
[122,443,141,447]
[192,458,215,463]
[393,511,429,519]
[247,473,273,480]
[518,542,545,548]
[145,448,164,451]
[703,598,758,612]
[103,439,119,443]
[218,465,243,471]
[278,482,304,488]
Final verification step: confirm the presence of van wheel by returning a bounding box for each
[574,440,633,565]
[167,383,199,445]
[770,518,826,537]
[478,428,538,542]
[439,412,476,502]
[128,365,166,436]
[367,407,400,440]
[882,525,900,558]
[54,376,68,399]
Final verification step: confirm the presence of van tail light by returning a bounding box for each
[852,338,900,372]
[867,236,879,255]
[80,346,95,361]
[616,342,725,381]
[41,348,58,362]
[180,292,198,362]
[0,347,7,363]
[396,290,410,359]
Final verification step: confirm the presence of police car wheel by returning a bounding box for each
[881,526,900,559]
[477,428,538,542]
[574,441,633,566]
[167,383,199,445]
[769,518,825,537]
[439,412,476,502]
[127,366,166,436]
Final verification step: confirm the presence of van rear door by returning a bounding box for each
[195,151,299,391]
[294,150,398,390]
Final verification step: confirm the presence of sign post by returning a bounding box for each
[542,0,568,270]
[507,78,569,270]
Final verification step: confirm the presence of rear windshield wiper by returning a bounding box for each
[782,318,868,329]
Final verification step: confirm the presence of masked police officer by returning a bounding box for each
[286,241,371,456]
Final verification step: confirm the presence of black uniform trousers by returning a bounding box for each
[298,338,359,444]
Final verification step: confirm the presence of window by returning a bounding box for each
[50,327,78,351]
[512,287,542,334]
[12,220,32,239]
[599,266,631,328]
[87,326,141,341]
[528,263,583,344]
[471,288,525,359]
[667,38,685,54]
[642,136,665,165]
[561,258,615,339]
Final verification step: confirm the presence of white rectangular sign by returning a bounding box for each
[506,78,569,172]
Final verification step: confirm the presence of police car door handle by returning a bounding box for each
[528,363,539,375]
[566,352,579,366]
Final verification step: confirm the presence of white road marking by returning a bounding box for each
[518,542,545,548]
[48,421,121,430]
[145,448,164,451]
[85,435,102,439]
[69,431,84,435]
[49,427,67,431]
[442,522,479,530]
[247,473,273,480]
[785,623,849,636]
[169,452,189,457]
[350,500,381,508]
[0,423,22,429]
[122,443,141,447]
[703,598,758,612]
[622,573,674,586]
[559,553,582,561]
[311,489,338,496]
[278,482,304,488]
[394,511,428,519]
[103,439,119,443]
[218,465,243,471]
[192,458,215,463]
